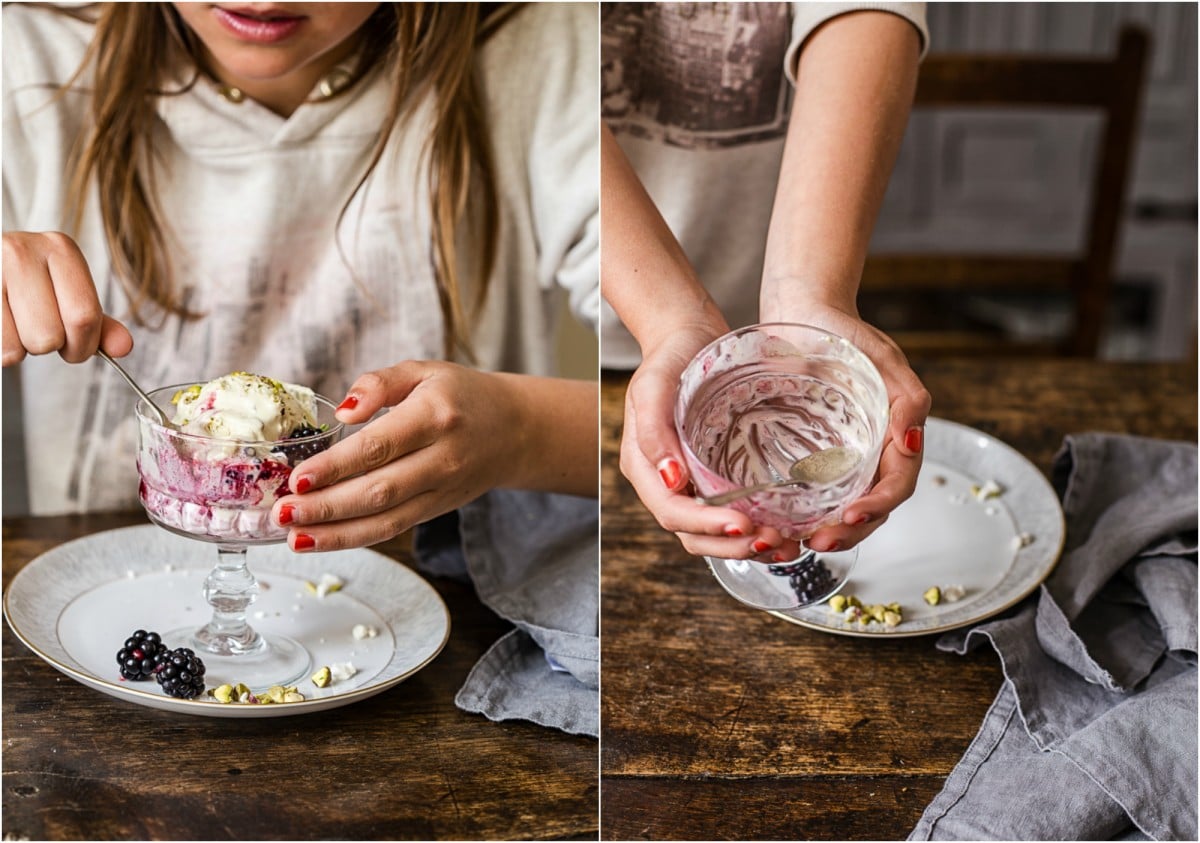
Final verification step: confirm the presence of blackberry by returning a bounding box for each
[153,647,207,699]
[770,556,836,604]
[115,629,165,681]
[271,425,330,465]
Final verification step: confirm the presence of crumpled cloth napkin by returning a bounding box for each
[414,488,598,737]
[910,433,1197,841]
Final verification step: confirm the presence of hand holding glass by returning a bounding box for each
[674,323,889,611]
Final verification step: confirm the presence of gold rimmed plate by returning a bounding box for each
[3,525,450,716]
[769,417,1065,637]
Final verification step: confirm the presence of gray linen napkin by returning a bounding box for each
[414,489,599,737]
[910,433,1197,841]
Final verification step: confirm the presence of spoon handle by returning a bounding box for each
[95,350,171,426]
[700,478,806,507]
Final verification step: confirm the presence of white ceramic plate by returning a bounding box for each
[3,525,450,716]
[771,417,1065,637]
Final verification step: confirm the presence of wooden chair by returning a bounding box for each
[860,26,1150,357]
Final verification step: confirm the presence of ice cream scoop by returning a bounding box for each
[170,371,317,441]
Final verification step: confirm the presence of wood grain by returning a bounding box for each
[600,358,1196,841]
[3,514,598,841]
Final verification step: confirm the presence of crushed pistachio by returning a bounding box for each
[923,586,942,606]
[311,667,332,688]
[970,479,1004,501]
[303,573,344,598]
[829,593,904,629]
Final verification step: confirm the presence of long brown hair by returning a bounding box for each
[63,2,500,359]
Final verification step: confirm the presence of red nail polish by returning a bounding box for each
[772,552,790,562]
[723,525,744,537]
[846,512,871,526]
[657,458,682,490]
[293,533,315,551]
[904,426,923,454]
[336,395,359,412]
[295,476,312,494]
[752,539,772,553]
[824,541,842,553]
[278,504,295,525]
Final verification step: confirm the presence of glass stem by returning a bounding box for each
[195,544,265,656]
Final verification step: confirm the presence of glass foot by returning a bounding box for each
[706,546,857,611]
[164,628,312,692]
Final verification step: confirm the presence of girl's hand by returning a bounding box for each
[272,360,590,551]
[2,231,133,366]
[765,301,932,553]
[619,324,804,564]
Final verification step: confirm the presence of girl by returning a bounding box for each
[3,2,599,734]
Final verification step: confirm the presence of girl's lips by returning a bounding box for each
[212,6,305,44]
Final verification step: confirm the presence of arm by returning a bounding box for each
[602,124,800,561]
[761,10,932,550]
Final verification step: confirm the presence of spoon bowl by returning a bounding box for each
[700,445,862,506]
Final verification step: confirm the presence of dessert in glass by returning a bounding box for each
[136,372,343,690]
[674,323,889,611]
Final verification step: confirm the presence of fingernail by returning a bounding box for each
[752,539,773,553]
[277,504,295,526]
[904,426,923,454]
[845,511,871,526]
[336,395,359,412]
[293,533,316,551]
[657,458,682,490]
[295,476,313,494]
[723,524,744,537]
[772,551,791,562]
[819,540,842,553]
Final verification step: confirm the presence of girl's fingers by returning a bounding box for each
[290,409,432,493]
[281,489,441,552]
[2,291,25,366]
[98,315,134,359]
[626,370,688,492]
[333,363,426,424]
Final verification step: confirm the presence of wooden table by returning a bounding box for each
[600,358,1197,840]
[2,513,598,841]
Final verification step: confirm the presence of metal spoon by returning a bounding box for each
[700,445,861,506]
[95,349,175,429]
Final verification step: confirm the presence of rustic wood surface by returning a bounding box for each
[599,358,1197,841]
[2,513,598,841]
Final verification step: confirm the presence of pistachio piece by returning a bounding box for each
[211,684,235,704]
[923,586,942,606]
[282,691,306,703]
[846,595,863,608]
[883,610,902,627]
[886,602,902,615]
[311,666,332,688]
[828,594,848,613]
[867,604,886,623]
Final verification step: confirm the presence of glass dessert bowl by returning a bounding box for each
[674,323,889,611]
[135,374,343,690]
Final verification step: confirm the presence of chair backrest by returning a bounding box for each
[861,26,1149,357]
